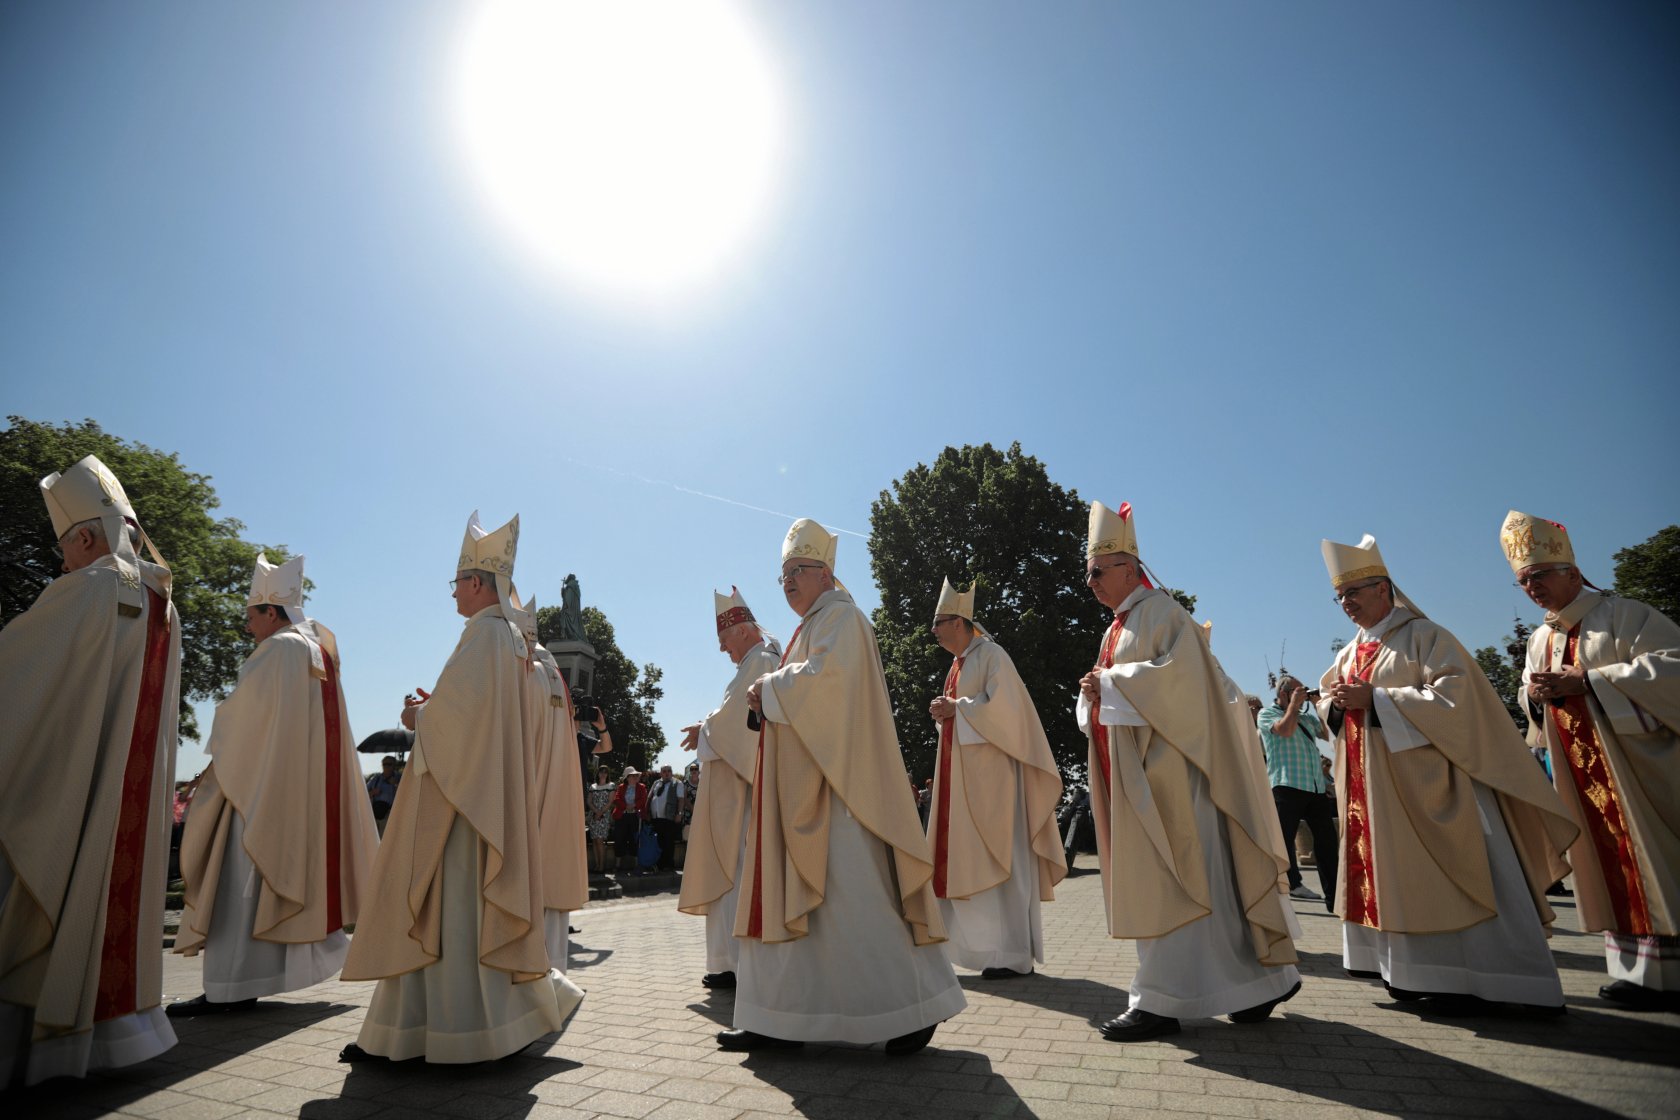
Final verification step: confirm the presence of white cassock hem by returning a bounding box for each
[1342,781,1563,1006]
[202,813,349,1002]
[938,762,1042,974]
[735,804,966,1044]
[1606,934,1680,990]
[544,911,570,975]
[356,818,584,1063]
[1126,765,1300,1019]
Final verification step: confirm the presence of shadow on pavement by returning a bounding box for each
[1,999,350,1116]
[1179,1013,1642,1118]
[738,1045,1029,1119]
[306,1047,584,1119]
[687,996,734,1027]
[566,939,614,970]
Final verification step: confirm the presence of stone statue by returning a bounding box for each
[556,573,587,643]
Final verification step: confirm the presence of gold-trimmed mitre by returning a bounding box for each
[40,454,135,539]
[782,518,837,570]
[1499,510,1575,574]
[714,586,756,633]
[1087,500,1140,560]
[458,509,519,578]
[247,552,306,624]
[1321,534,1389,591]
[933,576,974,622]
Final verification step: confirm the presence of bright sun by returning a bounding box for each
[455,0,786,303]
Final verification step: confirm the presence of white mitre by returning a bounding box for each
[40,453,167,615]
[1321,533,1426,619]
[248,552,306,625]
[1087,500,1140,560]
[714,586,756,633]
[1499,509,1577,575]
[933,576,990,638]
[782,518,837,569]
[457,510,528,652]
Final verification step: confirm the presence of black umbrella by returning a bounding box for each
[356,727,414,755]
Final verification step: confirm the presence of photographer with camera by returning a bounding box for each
[573,694,612,796]
[1258,675,1337,909]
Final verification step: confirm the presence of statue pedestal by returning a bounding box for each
[545,639,599,698]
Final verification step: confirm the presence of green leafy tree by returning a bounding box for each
[0,417,299,741]
[536,596,665,774]
[1473,614,1534,733]
[1612,524,1680,621]
[870,442,1187,787]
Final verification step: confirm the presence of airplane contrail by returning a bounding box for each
[559,457,868,538]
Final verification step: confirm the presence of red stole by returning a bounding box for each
[1089,611,1130,795]
[94,587,171,1022]
[1341,641,1381,928]
[1548,625,1650,933]
[744,621,804,940]
[931,655,965,898]
[320,649,345,936]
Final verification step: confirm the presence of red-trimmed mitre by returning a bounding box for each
[716,606,755,632]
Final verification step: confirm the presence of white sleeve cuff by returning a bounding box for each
[1372,690,1430,752]
[760,677,787,725]
[696,723,718,762]
[954,705,985,745]
[1587,667,1654,736]
[1075,692,1092,735]
[1099,672,1148,727]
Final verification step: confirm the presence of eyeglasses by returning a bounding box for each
[449,575,478,590]
[1085,562,1132,583]
[1333,580,1386,605]
[931,616,961,630]
[778,564,825,585]
[1515,566,1571,589]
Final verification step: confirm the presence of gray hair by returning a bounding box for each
[459,568,498,591]
[67,516,140,548]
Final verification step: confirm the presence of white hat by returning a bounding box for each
[458,509,519,578]
[714,586,756,633]
[933,576,974,622]
[1087,500,1140,560]
[1499,510,1576,575]
[782,517,837,570]
[39,454,168,614]
[247,552,306,626]
[1321,533,1426,618]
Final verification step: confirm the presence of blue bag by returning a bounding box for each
[637,824,660,869]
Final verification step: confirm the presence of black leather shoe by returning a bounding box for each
[1383,982,1429,1002]
[1345,969,1382,980]
[884,1024,936,1055]
[702,971,737,989]
[338,1043,387,1063]
[980,967,1032,980]
[1418,993,1491,1017]
[165,995,257,1018]
[1600,981,1680,1012]
[1230,980,1301,1023]
[717,1029,802,1052]
[1099,1008,1181,1042]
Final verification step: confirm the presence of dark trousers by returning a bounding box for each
[650,818,678,870]
[612,815,640,860]
[1273,784,1338,901]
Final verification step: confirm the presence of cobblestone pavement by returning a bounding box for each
[11,868,1678,1119]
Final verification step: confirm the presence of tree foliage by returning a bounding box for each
[1473,614,1534,734]
[1612,524,1680,621]
[0,417,298,741]
[536,596,665,775]
[870,442,1149,787]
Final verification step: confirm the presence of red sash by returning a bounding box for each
[931,655,964,898]
[94,587,171,1022]
[1089,612,1129,795]
[744,621,804,940]
[1341,641,1381,928]
[320,649,345,936]
[1548,625,1650,933]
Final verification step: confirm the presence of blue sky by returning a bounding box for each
[3,0,1675,781]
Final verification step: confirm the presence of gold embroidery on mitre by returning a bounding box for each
[1331,564,1388,591]
[1502,524,1535,563]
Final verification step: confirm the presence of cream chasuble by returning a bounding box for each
[175,622,379,984]
[680,641,780,919]
[1525,591,1680,971]
[1083,588,1298,968]
[342,605,580,1061]
[0,556,181,1084]
[733,588,964,1043]
[929,636,1066,903]
[529,647,590,970]
[1318,607,1576,936]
